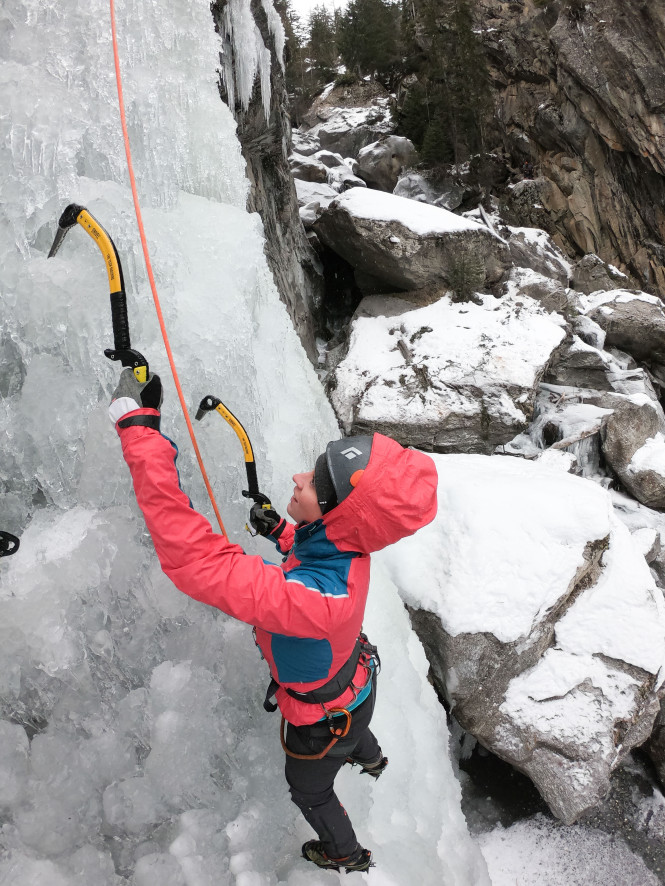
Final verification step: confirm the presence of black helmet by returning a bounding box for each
[314,436,374,514]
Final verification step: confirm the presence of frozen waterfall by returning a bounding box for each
[0,0,489,883]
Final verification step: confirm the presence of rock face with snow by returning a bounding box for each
[295,80,394,158]
[356,135,417,192]
[572,254,629,295]
[378,455,665,825]
[313,189,509,293]
[330,293,565,453]
[586,290,665,367]
[601,398,665,510]
[394,172,465,211]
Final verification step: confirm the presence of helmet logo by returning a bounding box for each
[341,447,363,460]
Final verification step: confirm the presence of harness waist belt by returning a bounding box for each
[263,634,378,713]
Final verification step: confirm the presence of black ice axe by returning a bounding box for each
[48,204,149,382]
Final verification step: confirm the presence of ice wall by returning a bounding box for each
[0,0,488,883]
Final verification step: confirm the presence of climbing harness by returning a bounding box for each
[281,708,352,761]
[47,205,149,383]
[0,532,20,558]
[269,634,380,761]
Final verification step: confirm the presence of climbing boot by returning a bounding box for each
[346,754,389,779]
[302,840,373,873]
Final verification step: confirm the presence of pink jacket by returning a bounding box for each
[118,414,438,725]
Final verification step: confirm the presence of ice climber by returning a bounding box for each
[109,368,438,874]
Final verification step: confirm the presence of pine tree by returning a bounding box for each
[337,0,402,87]
[397,0,492,169]
[308,6,338,81]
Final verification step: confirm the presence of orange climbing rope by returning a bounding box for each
[109,0,227,537]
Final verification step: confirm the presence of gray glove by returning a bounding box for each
[111,368,163,410]
[249,502,285,538]
[110,368,163,429]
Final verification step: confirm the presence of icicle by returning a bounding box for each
[219,0,274,121]
[261,0,285,71]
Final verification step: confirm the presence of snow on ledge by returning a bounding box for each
[627,432,665,477]
[330,187,485,236]
[377,454,612,643]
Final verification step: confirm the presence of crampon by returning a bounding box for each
[302,840,373,874]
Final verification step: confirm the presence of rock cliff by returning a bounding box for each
[470,0,665,293]
[210,0,323,362]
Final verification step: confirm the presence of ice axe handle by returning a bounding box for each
[104,291,148,381]
[241,462,271,506]
[109,290,131,352]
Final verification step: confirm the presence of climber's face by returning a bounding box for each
[287,470,323,525]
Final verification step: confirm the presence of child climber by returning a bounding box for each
[110,368,438,873]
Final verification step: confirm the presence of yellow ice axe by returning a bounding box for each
[48,204,148,382]
[195,396,272,509]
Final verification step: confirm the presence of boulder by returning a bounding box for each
[544,336,614,391]
[601,397,665,509]
[329,292,565,453]
[313,188,509,293]
[571,314,606,350]
[394,173,465,211]
[288,153,328,183]
[571,253,630,294]
[506,226,572,287]
[502,268,571,316]
[377,454,665,824]
[356,136,417,192]
[291,129,321,156]
[294,179,337,210]
[326,167,366,193]
[586,290,665,366]
[312,150,346,168]
[297,81,394,158]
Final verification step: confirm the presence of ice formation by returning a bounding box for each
[0,0,488,883]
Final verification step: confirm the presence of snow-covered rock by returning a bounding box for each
[572,253,629,294]
[356,135,417,192]
[378,454,665,824]
[330,293,566,452]
[294,179,338,212]
[394,172,465,211]
[544,335,616,391]
[313,188,509,292]
[502,267,572,316]
[288,152,328,183]
[585,289,665,366]
[326,166,366,192]
[296,84,394,158]
[507,226,572,286]
[600,397,665,509]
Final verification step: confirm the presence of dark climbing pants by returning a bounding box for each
[284,675,381,859]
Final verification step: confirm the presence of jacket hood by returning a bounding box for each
[320,433,438,554]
